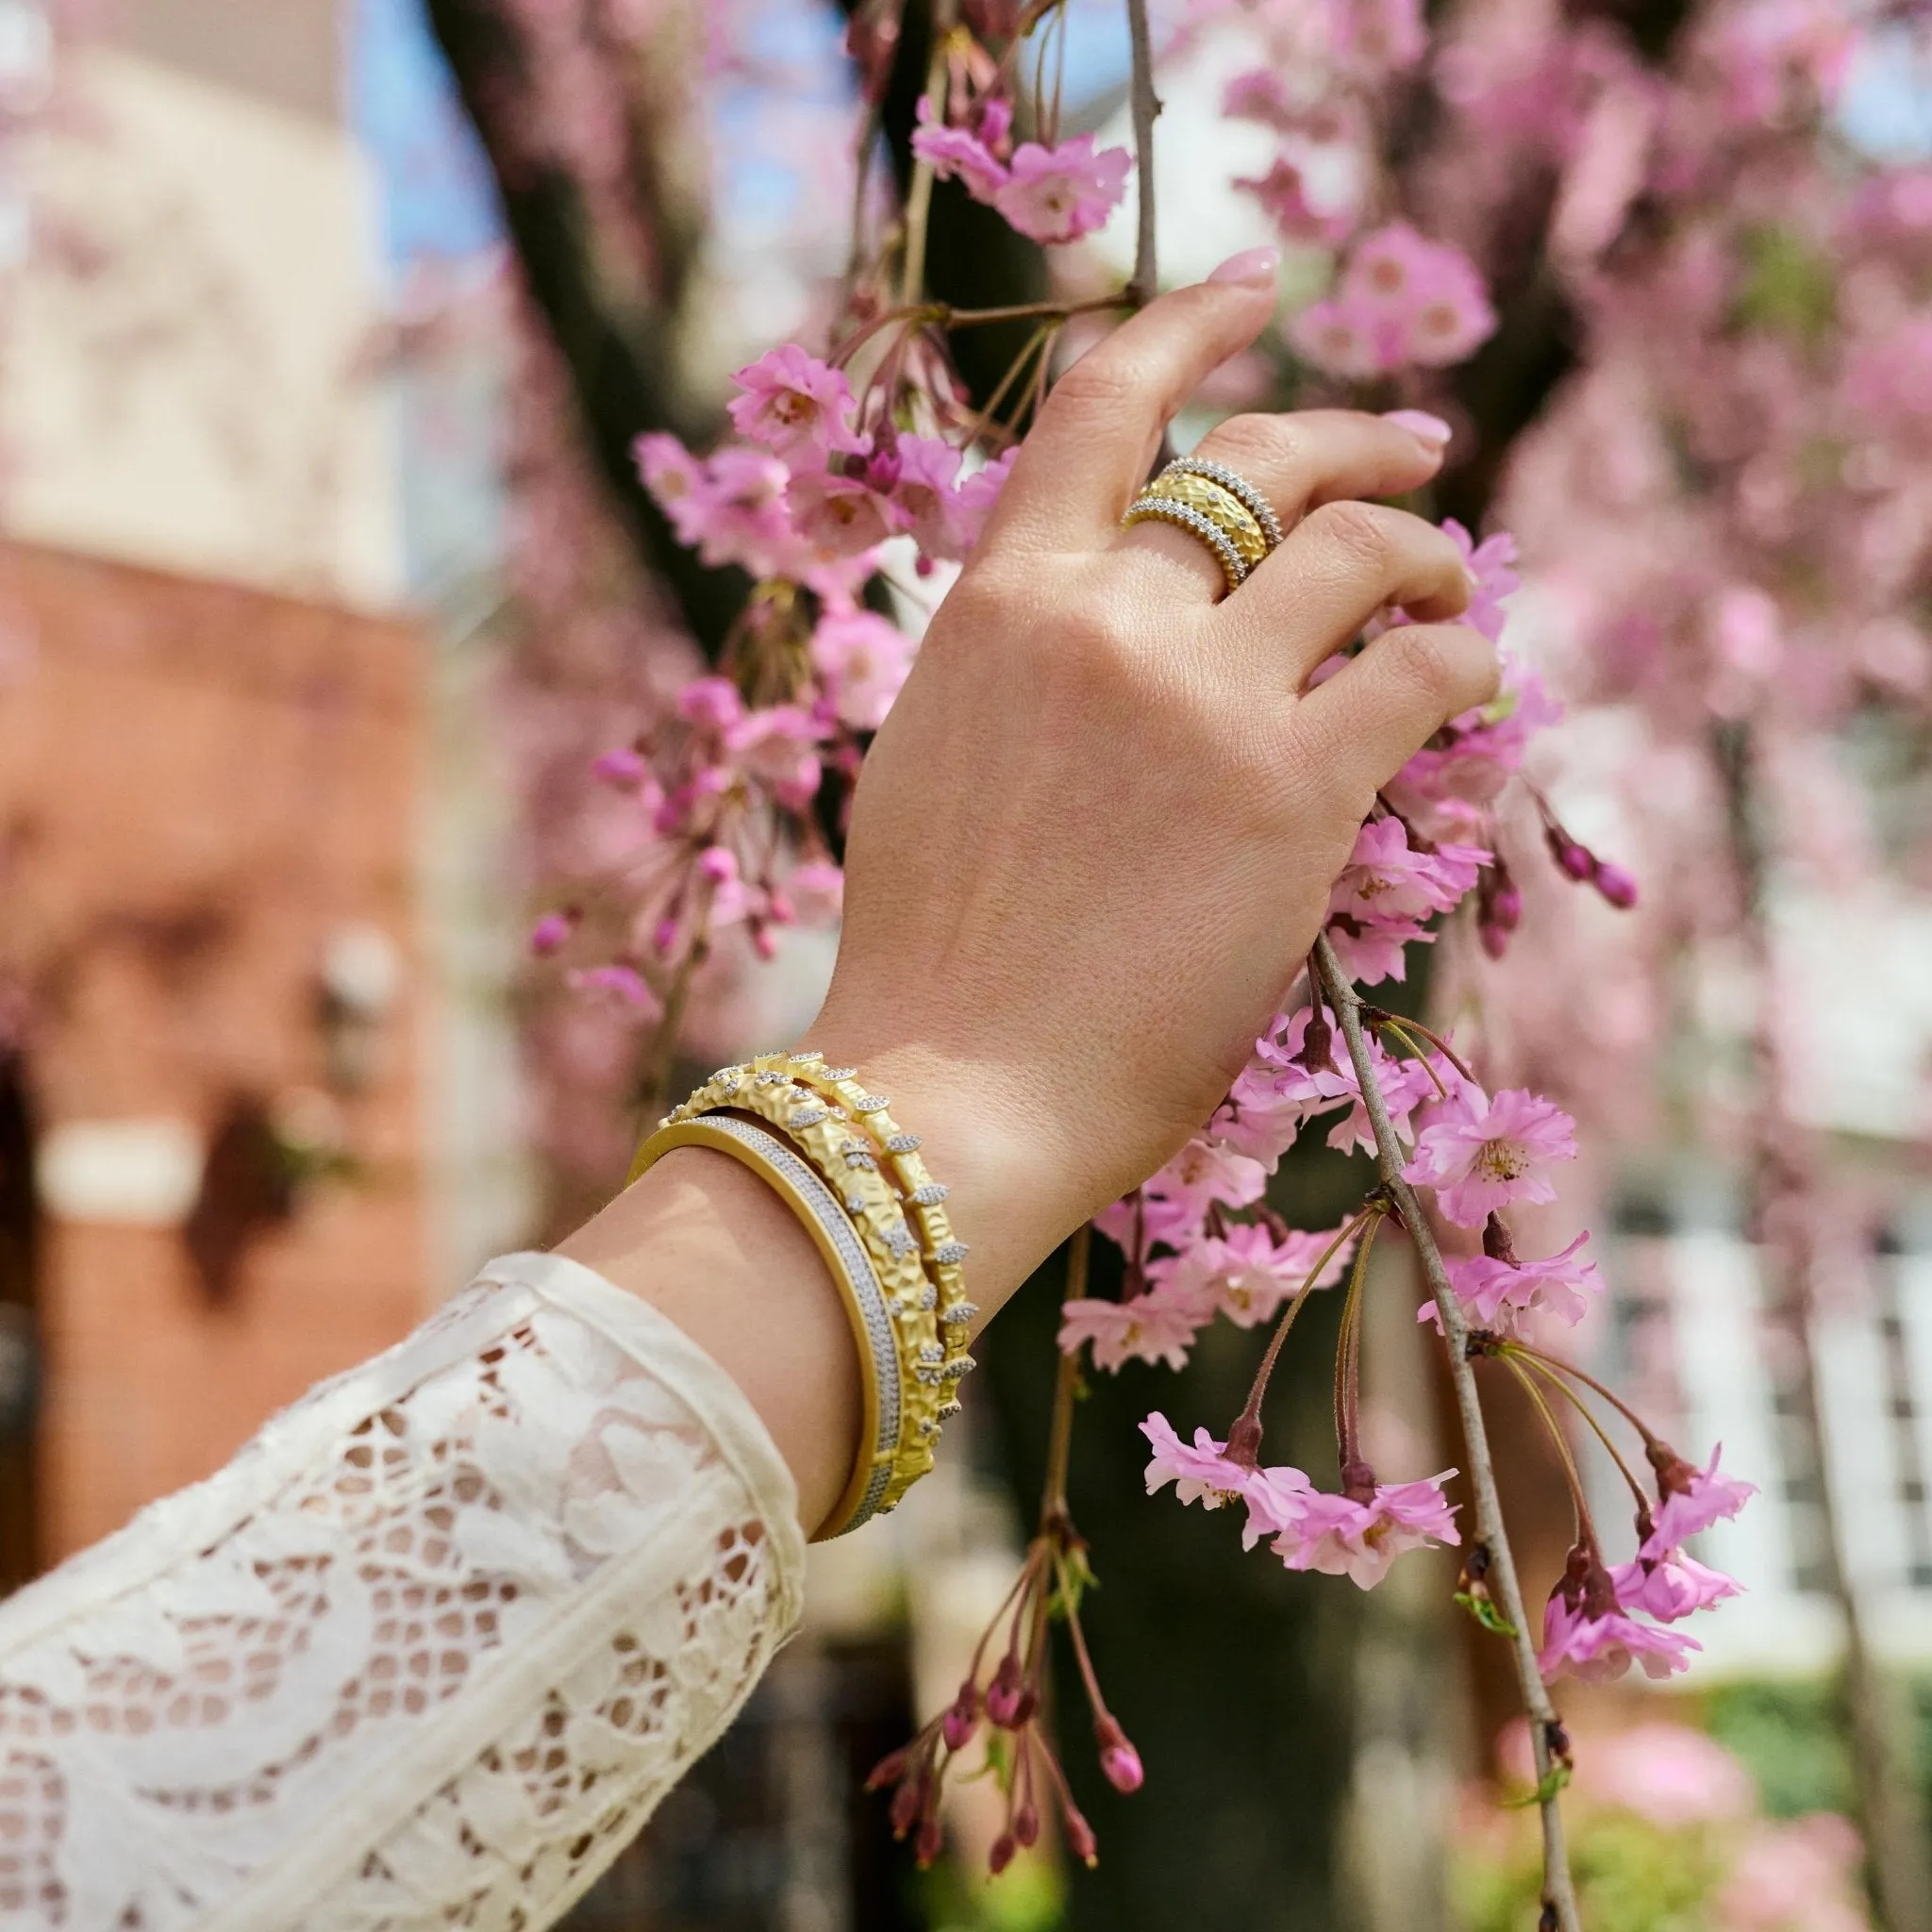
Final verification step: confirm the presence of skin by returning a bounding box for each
[559,263,1499,1537]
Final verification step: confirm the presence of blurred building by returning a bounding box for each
[0,0,482,1583]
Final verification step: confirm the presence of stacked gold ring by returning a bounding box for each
[1122,456,1284,595]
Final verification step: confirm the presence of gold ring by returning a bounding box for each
[1120,458,1282,597]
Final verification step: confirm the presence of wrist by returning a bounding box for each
[792,1027,1095,1322]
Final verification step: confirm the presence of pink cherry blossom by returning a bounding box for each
[1584,1723,1756,1826]
[910,95,1010,203]
[1443,520,1522,645]
[1327,818,1489,924]
[1272,1474,1460,1589]
[726,343,868,460]
[1239,1463,1318,1550]
[991,135,1131,244]
[1440,1231,1602,1329]
[1641,1442,1757,1558]
[1608,1549,1743,1622]
[1157,1220,1356,1327]
[1139,1412,1256,1508]
[1139,1137,1268,1243]
[1209,1056,1309,1165]
[566,963,657,1010]
[1717,1813,1871,1932]
[810,608,916,731]
[1404,1085,1578,1227]
[1058,1284,1205,1373]
[677,675,745,732]
[1291,223,1496,375]
[1232,155,1354,244]
[724,706,824,811]
[1540,1589,1701,1682]
[638,438,804,577]
[785,468,894,558]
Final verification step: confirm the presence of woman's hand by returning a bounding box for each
[569,258,1499,1534]
[807,259,1498,1307]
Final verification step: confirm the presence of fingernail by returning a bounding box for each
[1208,246,1280,287]
[1382,408,1454,450]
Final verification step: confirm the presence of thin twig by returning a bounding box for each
[1313,935,1582,1932]
[1123,0,1160,307]
[899,11,951,305]
[1040,1222,1091,1524]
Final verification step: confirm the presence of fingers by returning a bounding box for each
[1115,408,1450,601]
[1223,500,1474,684]
[1290,623,1502,812]
[985,274,1279,555]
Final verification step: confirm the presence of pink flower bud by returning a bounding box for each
[1063,1802,1099,1867]
[941,1682,980,1751]
[988,1832,1016,1875]
[1095,1715,1143,1793]
[696,844,739,885]
[864,1745,909,1792]
[750,922,778,962]
[677,676,744,731]
[528,910,575,958]
[1592,860,1639,908]
[1545,826,1595,880]
[864,443,903,495]
[889,1773,926,1838]
[591,745,646,787]
[653,916,680,957]
[986,1655,1033,1728]
[913,1815,942,1867]
[1011,1799,1040,1848]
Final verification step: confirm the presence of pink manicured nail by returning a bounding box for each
[1208,246,1281,287]
[1382,408,1454,450]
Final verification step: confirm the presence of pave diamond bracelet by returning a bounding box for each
[631,1051,970,1539]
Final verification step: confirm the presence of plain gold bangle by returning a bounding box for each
[629,1113,898,1540]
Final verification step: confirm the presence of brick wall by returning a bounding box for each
[0,541,431,1563]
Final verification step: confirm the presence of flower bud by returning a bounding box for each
[913,1815,943,1867]
[889,1772,926,1839]
[652,915,680,958]
[1592,860,1639,908]
[591,744,647,787]
[697,844,739,886]
[1012,1799,1040,1848]
[941,1681,980,1752]
[988,1832,1016,1875]
[985,1654,1033,1728]
[1545,825,1596,881]
[864,1745,909,1793]
[1094,1715,1143,1793]
[528,909,575,958]
[1063,1802,1099,1867]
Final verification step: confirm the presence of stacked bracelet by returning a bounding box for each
[629,1050,974,1540]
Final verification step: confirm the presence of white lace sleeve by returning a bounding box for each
[0,1251,808,1932]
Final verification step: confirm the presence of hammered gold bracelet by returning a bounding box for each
[631,1050,974,1539]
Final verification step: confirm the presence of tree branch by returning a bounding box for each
[1313,936,1581,1932]
[1123,0,1159,306]
[422,0,750,658]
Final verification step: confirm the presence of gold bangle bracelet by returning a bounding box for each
[629,1113,900,1540]
[646,1054,960,1532]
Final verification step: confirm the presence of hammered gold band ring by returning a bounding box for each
[1121,457,1286,595]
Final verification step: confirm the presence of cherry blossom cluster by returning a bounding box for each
[1056,518,1756,1685]
[528,339,1017,1000]
[1208,0,1499,380]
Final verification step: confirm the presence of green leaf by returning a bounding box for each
[1455,1589,1519,1639]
